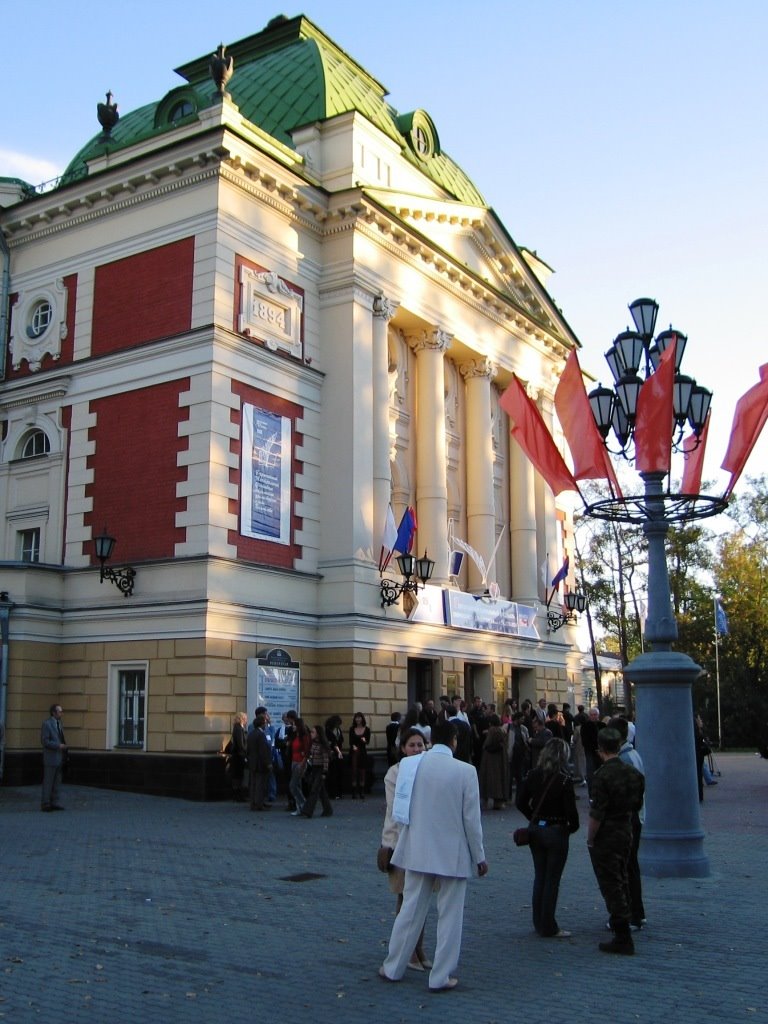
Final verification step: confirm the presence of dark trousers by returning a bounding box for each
[41,763,62,808]
[528,824,570,936]
[627,812,645,925]
[327,757,344,799]
[302,770,332,818]
[589,822,632,929]
[249,769,270,809]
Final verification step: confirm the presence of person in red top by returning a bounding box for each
[288,718,311,814]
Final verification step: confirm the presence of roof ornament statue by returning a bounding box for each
[209,43,234,100]
[96,91,119,137]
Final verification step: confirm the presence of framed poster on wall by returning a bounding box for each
[241,403,291,544]
[246,649,300,722]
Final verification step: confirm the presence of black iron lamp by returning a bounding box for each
[588,298,712,459]
[380,550,435,607]
[94,529,136,597]
[546,588,586,632]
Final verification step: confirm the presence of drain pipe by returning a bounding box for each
[0,592,13,782]
[0,226,9,382]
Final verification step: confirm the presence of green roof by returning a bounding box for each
[62,14,485,206]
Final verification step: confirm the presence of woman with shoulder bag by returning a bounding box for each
[515,738,579,938]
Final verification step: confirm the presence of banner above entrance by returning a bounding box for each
[409,585,540,639]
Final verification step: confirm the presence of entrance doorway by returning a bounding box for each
[464,663,492,704]
[407,658,437,707]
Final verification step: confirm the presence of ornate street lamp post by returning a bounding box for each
[586,298,726,878]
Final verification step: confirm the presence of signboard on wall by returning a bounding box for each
[241,403,291,545]
[246,649,300,722]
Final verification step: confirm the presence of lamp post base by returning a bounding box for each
[626,649,710,879]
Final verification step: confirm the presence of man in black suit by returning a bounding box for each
[247,713,273,811]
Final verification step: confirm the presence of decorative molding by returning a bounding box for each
[3,165,221,246]
[0,376,71,412]
[9,279,68,371]
[407,328,452,354]
[373,294,399,321]
[238,266,304,359]
[459,357,497,382]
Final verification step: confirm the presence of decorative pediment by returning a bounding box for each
[361,188,570,343]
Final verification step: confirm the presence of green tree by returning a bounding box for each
[691,475,768,748]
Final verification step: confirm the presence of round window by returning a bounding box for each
[27,300,53,339]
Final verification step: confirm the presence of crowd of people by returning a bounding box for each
[376,693,650,988]
[220,694,722,981]
[224,706,377,816]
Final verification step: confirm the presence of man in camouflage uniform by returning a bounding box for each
[587,727,645,955]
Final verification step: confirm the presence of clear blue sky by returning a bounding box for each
[3,0,766,494]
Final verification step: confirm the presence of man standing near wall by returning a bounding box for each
[41,704,67,812]
[379,720,488,991]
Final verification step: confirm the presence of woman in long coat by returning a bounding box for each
[479,714,509,809]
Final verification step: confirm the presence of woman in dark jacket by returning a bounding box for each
[229,711,248,801]
[325,715,345,799]
[516,738,579,938]
[348,712,371,799]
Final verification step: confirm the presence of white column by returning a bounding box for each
[372,296,398,554]
[509,436,538,604]
[410,328,452,581]
[539,392,560,589]
[461,357,497,592]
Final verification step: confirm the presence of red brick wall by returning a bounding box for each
[84,380,190,564]
[229,381,303,568]
[4,274,77,378]
[92,237,194,356]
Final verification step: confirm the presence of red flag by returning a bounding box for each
[680,413,710,494]
[499,376,578,496]
[554,350,623,497]
[721,364,768,497]
[634,340,676,473]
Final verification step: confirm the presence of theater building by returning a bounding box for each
[0,14,582,797]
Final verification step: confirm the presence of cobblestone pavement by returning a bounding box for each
[1,753,765,1024]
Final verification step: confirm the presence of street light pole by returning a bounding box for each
[624,471,709,877]
[585,298,726,878]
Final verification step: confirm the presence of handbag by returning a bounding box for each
[377,846,394,873]
[513,771,558,848]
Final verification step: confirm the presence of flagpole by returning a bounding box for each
[713,593,723,751]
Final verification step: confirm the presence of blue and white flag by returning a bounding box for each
[551,555,569,589]
[715,599,729,636]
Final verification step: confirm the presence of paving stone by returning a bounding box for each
[1,753,765,1023]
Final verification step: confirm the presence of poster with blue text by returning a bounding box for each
[241,404,291,544]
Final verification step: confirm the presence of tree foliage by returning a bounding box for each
[576,475,768,750]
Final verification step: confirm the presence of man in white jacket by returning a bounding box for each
[379,720,488,992]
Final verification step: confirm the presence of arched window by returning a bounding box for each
[19,429,51,459]
[168,99,194,122]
